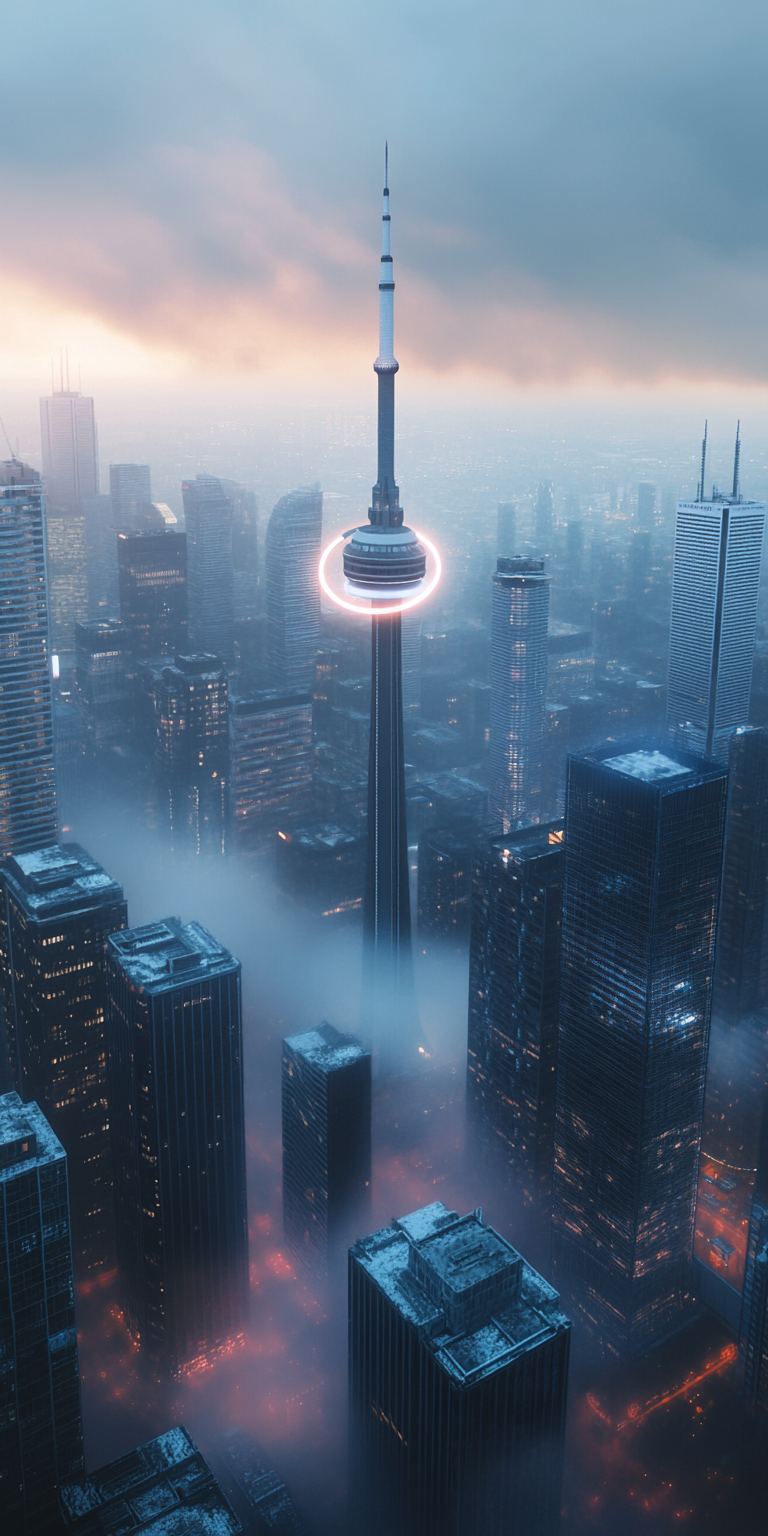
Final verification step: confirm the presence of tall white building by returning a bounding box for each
[667,493,766,763]
[39,390,98,509]
[489,556,550,833]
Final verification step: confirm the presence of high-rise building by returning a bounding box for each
[228,688,313,852]
[182,475,235,660]
[741,1085,768,1426]
[109,462,152,525]
[45,508,88,652]
[275,818,365,922]
[221,478,259,625]
[282,1022,371,1280]
[637,481,656,528]
[349,1201,570,1536]
[417,822,475,942]
[212,1429,304,1534]
[713,725,768,1023]
[266,486,323,693]
[40,389,98,509]
[3,844,127,1273]
[75,619,131,752]
[667,483,766,763]
[59,1427,241,1534]
[489,557,550,833]
[107,918,249,1374]
[82,493,118,619]
[467,822,564,1207]
[0,1091,84,1534]
[0,464,57,858]
[533,481,554,552]
[153,653,228,855]
[117,530,187,658]
[497,500,516,556]
[552,744,728,1358]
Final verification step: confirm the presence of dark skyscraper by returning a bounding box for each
[417,822,475,943]
[106,918,249,1375]
[0,463,57,859]
[59,1427,241,1534]
[266,486,323,693]
[741,1086,768,1426]
[228,686,313,851]
[117,529,187,658]
[349,1201,570,1536]
[282,1022,371,1281]
[74,619,131,752]
[3,844,127,1273]
[467,822,564,1207]
[712,725,768,1023]
[0,1091,84,1534]
[152,653,228,854]
[489,556,549,833]
[182,474,235,660]
[552,745,728,1358]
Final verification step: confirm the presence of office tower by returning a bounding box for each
[213,1430,304,1535]
[497,500,516,556]
[417,822,475,942]
[547,621,594,701]
[153,653,228,854]
[117,530,187,658]
[713,725,768,1022]
[45,508,88,652]
[275,819,365,922]
[221,478,259,624]
[401,608,422,719]
[40,388,98,509]
[3,844,127,1273]
[109,462,151,525]
[489,557,550,833]
[0,1092,84,1534]
[183,474,235,659]
[282,1022,371,1280]
[266,486,323,693]
[552,744,728,1358]
[107,918,249,1374]
[349,1201,571,1536]
[0,464,57,857]
[59,1427,241,1534]
[533,480,554,552]
[228,687,313,852]
[82,493,118,619]
[741,1085,768,1423]
[75,619,131,752]
[467,823,564,1206]
[667,456,766,761]
[637,481,656,528]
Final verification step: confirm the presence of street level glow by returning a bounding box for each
[318,529,442,617]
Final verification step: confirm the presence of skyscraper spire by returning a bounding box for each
[732,420,741,501]
[371,145,400,528]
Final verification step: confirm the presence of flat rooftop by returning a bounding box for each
[5,843,124,920]
[107,919,238,992]
[0,1092,64,1180]
[283,1021,369,1074]
[59,1425,241,1534]
[351,1202,570,1388]
[602,749,692,783]
[490,822,564,866]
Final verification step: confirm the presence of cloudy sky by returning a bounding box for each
[2,0,767,391]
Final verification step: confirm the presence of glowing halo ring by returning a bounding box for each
[318,528,442,617]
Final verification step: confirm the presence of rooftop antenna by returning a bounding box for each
[385,140,388,191]
[732,421,741,500]
[698,420,708,502]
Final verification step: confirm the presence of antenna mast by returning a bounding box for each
[732,421,741,500]
[698,420,708,502]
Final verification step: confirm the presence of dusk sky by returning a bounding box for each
[2,0,767,392]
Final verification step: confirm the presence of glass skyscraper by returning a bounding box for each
[74,619,131,753]
[109,462,152,525]
[552,744,728,1359]
[3,843,127,1274]
[265,486,323,694]
[40,390,99,510]
[466,822,564,1206]
[667,492,766,762]
[0,463,58,859]
[182,475,235,660]
[282,1022,371,1281]
[0,1091,84,1534]
[106,918,249,1375]
[117,529,187,658]
[489,557,549,833]
[228,687,313,851]
[712,725,768,1023]
[349,1201,570,1536]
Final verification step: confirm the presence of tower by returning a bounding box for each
[40,388,98,510]
[266,486,323,693]
[74,619,131,753]
[109,463,152,526]
[182,475,235,660]
[488,557,550,833]
[106,918,249,1375]
[228,685,313,852]
[348,1201,571,1536]
[117,529,188,658]
[712,725,768,1023]
[552,744,728,1358]
[0,1092,84,1534]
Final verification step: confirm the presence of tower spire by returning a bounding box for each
[371,144,399,528]
[698,420,708,502]
[732,421,741,500]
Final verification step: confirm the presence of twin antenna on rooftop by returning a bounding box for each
[697,420,742,502]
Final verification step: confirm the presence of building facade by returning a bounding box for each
[40,391,98,509]
[106,919,249,1374]
[265,486,323,694]
[349,1201,570,1536]
[282,1022,371,1280]
[75,619,131,753]
[489,557,550,833]
[153,653,228,855]
[117,530,187,658]
[109,463,152,526]
[712,725,768,1023]
[60,1427,241,1534]
[552,745,728,1358]
[466,823,564,1207]
[0,1092,84,1534]
[417,823,476,943]
[228,688,313,851]
[182,475,235,660]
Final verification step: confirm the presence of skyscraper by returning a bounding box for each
[3,843,127,1273]
[741,1084,768,1426]
[0,463,57,857]
[45,508,88,653]
[282,1022,371,1281]
[153,653,228,855]
[0,1091,84,1534]
[59,1427,241,1534]
[349,1201,571,1536]
[489,557,550,833]
[228,687,313,852]
[109,462,152,525]
[266,486,323,693]
[552,744,728,1358]
[466,822,564,1207]
[117,529,188,658]
[40,389,99,509]
[417,822,476,942]
[712,725,768,1023]
[221,479,259,624]
[106,918,249,1375]
[182,475,235,660]
[75,619,131,753]
[667,454,765,762]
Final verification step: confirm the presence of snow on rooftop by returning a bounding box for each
[602,749,691,783]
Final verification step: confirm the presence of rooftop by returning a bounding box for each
[0,1093,64,1181]
[283,1021,369,1074]
[490,821,565,867]
[215,1429,303,1534]
[107,919,238,992]
[352,1202,570,1387]
[59,1425,241,1534]
[602,749,692,783]
[5,843,124,920]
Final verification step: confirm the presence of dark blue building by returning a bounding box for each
[741,1083,768,1427]
[349,1201,570,1536]
[0,1092,84,1535]
[552,745,728,1358]
[59,1425,241,1534]
[106,918,249,1375]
